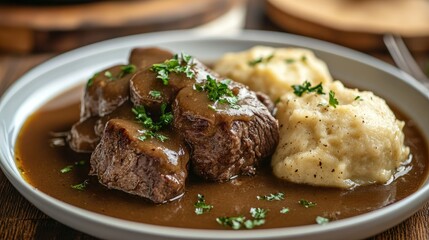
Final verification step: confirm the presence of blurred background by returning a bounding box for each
[0,0,428,238]
[0,0,428,69]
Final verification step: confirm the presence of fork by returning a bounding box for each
[383,34,429,88]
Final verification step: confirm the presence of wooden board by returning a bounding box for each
[0,0,234,53]
[266,0,429,52]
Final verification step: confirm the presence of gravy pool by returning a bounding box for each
[15,86,429,229]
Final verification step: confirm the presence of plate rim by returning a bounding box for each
[1,29,429,240]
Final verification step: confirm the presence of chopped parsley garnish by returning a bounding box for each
[298,199,317,208]
[149,90,162,99]
[86,73,99,88]
[216,208,267,230]
[316,216,330,225]
[257,192,285,201]
[71,179,89,191]
[243,219,266,229]
[137,130,168,142]
[280,207,290,214]
[194,194,213,215]
[301,55,307,62]
[60,165,73,173]
[329,90,339,108]
[151,53,195,85]
[292,81,325,97]
[104,64,137,81]
[104,71,114,81]
[354,95,363,101]
[118,64,137,78]
[249,207,268,219]
[194,75,239,109]
[132,103,173,142]
[60,161,86,174]
[248,54,274,66]
[216,216,246,230]
[285,58,295,64]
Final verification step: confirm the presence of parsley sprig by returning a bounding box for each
[316,216,330,225]
[298,199,317,208]
[132,103,173,142]
[60,160,86,174]
[292,81,325,97]
[105,64,137,81]
[216,208,268,230]
[257,192,285,201]
[194,75,239,109]
[194,194,213,215]
[248,54,274,66]
[151,53,195,85]
[149,90,162,99]
[329,90,339,108]
[71,179,89,191]
[280,207,290,214]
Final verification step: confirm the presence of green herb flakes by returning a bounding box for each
[86,73,99,88]
[71,179,89,191]
[280,207,290,214]
[216,216,246,230]
[257,192,285,201]
[104,71,114,81]
[316,216,330,225]
[194,194,213,215]
[120,64,136,75]
[60,161,86,174]
[285,58,295,64]
[149,90,162,99]
[151,53,195,85]
[292,81,325,97]
[248,54,274,66]
[243,219,265,229]
[216,207,268,230]
[132,103,173,142]
[249,207,268,219]
[298,199,317,208]
[194,75,239,108]
[329,90,339,108]
[60,165,73,173]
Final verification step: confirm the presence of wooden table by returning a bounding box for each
[1,1,429,239]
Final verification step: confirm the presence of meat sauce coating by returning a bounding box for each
[67,47,279,202]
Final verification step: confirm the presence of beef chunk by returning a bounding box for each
[129,47,174,69]
[68,117,100,153]
[173,81,279,181]
[90,119,190,203]
[130,53,214,113]
[94,101,135,136]
[130,70,176,113]
[69,101,135,152]
[82,65,134,119]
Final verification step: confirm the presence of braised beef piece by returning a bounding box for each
[90,119,190,203]
[81,65,133,119]
[69,101,135,152]
[173,81,279,182]
[129,58,211,113]
[129,47,174,69]
[68,117,100,152]
[70,47,279,202]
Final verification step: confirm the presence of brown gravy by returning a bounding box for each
[15,86,429,229]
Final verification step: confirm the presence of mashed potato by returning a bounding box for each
[215,46,411,188]
[214,46,333,101]
[272,81,410,188]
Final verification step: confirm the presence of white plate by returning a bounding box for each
[1,30,429,240]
